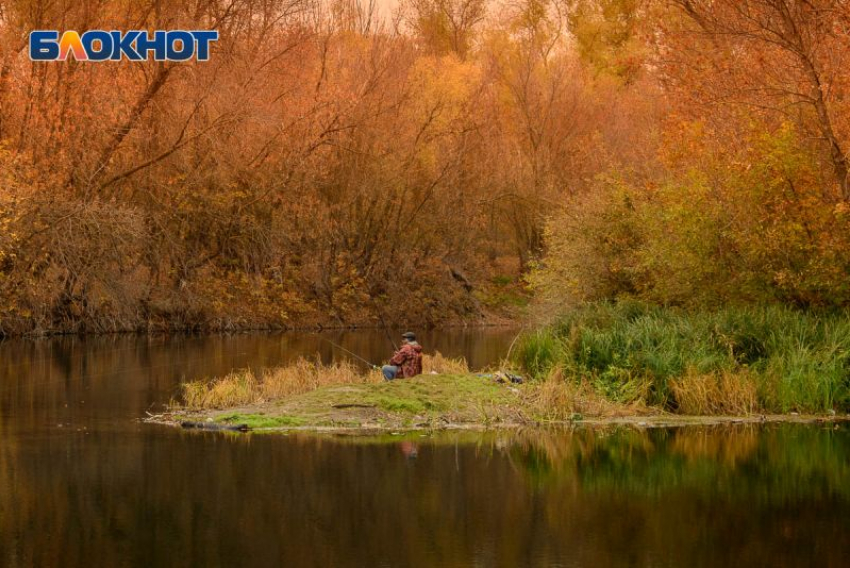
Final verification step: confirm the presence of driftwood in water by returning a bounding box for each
[180,421,250,432]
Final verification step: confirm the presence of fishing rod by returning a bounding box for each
[376,312,399,352]
[368,295,398,352]
[319,337,380,369]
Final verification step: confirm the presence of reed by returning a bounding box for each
[180,359,381,410]
[524,368,632,421]
[514,302,850,413]
[423,351,469,375]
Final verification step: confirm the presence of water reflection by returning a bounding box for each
[0,331,848,567]
[1,425,848,567]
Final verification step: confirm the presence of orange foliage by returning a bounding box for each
[3,0,846,334]
[0,0,634,334]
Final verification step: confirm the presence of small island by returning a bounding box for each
[149,302,850,433]
[153,370,847,433]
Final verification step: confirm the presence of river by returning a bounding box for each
[1,330,848,567]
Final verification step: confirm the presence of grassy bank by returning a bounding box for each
[205,374,529,430]
[514,303,850,414]
[151,305,850,431]
[162,352,648,430]
[159,368,842,432]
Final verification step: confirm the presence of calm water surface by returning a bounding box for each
[0,330,848,567]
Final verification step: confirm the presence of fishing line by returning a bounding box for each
[317,337,380,369]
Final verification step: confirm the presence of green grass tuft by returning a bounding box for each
[514,302,850,413]
[374,396,427,414]
[216,413,307,429]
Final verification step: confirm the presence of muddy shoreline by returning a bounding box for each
[145,409,850,435]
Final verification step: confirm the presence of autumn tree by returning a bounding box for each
[662,0,850,200]
[402,0,488,57]
[532,0,850,311]
[566,0,646,83]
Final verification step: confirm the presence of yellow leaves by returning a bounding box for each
[408,55,481,119]
[403,54,482,170]
[538,112,850,310]
[568,0,646,82]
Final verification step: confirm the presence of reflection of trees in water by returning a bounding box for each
[0,427,848,566]
[508,425,850,501]
[504,425,850,567]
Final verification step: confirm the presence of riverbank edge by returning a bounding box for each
[144,374,850,435]
[3,317,520,339]
[144,413,850,435]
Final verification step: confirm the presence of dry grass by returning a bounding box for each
[524,368,630,421]
[422,352,469,374]
[180,359,382,410]
[179,353,469,410]
[670,369,760,415]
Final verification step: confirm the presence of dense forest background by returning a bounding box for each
[0,0,848,335]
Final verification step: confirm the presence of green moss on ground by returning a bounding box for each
[215,413,307,429]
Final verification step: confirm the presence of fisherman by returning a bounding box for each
[382,332,423,381]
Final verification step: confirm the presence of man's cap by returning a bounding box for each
[401,331,416,340]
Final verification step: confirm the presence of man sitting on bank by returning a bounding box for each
[382,332,423,381]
